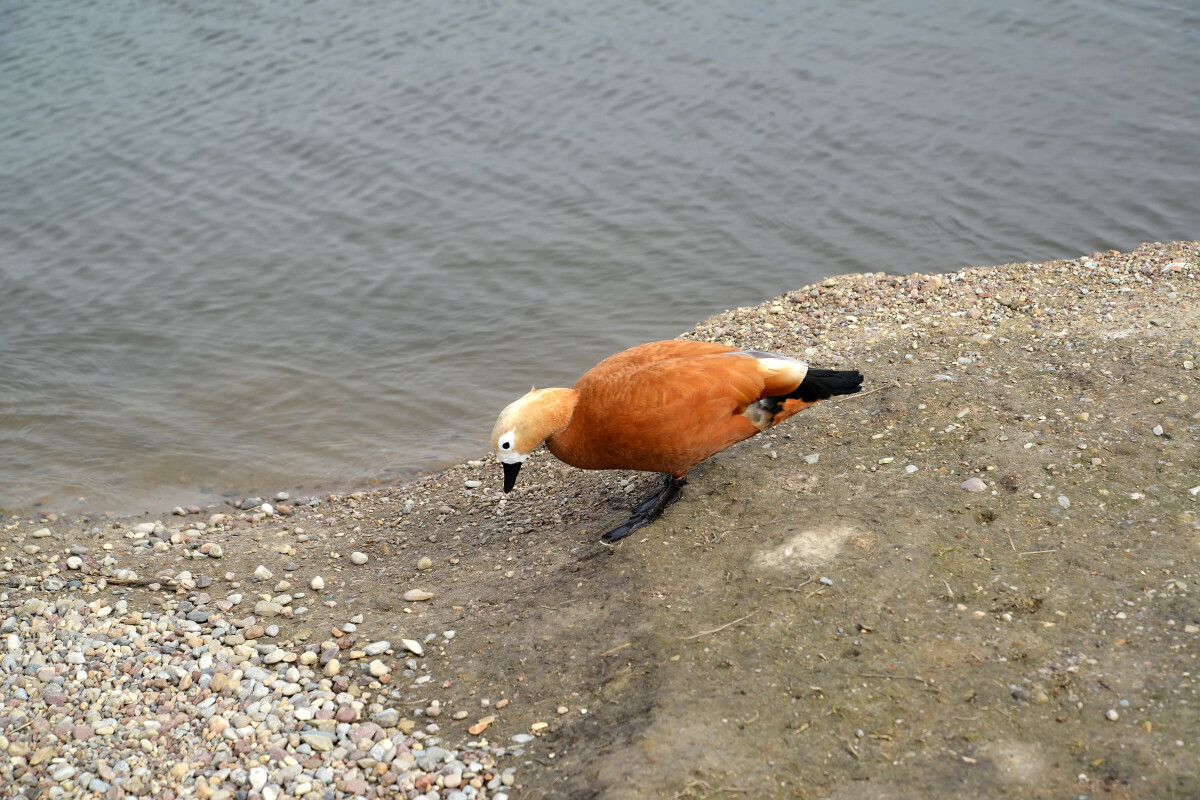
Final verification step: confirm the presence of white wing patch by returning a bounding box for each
[750,355,808,386]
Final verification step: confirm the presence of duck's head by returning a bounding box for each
[490,388,575,492]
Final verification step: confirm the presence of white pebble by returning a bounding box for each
[253,565,273,581]
[311,576,325,591]
[960,477,987,492]
[1057,495,1070,509]
[1105,709,1119,721]
[350,552,368,565]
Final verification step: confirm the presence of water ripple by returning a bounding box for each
[2,0,1198,513]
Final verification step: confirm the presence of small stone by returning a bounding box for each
[400,639,424,656]
[302,731,335,751]
[1105,709,1120,722]
[254,601,283,616]
[324,659,340,676]
[905,464,918,473]
[416,557,433,571]
[253,565,273,581]
[369,660,389,677]
[1152,425,1164,436]
[350,552,368,565]
[364,640,391,656]
[311,576,325,591]
[464,480,482,489]
[960,477,987,493]
[404,589,434,602]
[1057,495,1070,509]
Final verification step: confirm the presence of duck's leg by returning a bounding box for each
[602,474,687,542]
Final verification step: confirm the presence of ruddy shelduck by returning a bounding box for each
[491,340,863,542]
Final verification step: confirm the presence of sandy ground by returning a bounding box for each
[4,241,1199,799]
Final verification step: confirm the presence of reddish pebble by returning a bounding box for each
[414,774,436,791]
[335,706,357,723]
[73,724,94,742]
[343,778,368,795]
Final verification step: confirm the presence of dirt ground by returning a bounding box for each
[6,243,1199,799]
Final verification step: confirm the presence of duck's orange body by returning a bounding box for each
[492,340,863,541]
[546,341,824,476]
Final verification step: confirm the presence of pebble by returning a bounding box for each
[253,564,274,581]
[960,477,987,492]
[416,556,433,571]
[350,551,368,565]
[310,575,325,590]
[1105,709,1120,721]
[0,571,519,800]
[357,640,388,657]
[404,589,435,602]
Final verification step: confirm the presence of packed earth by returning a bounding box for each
[3,241,1199,799]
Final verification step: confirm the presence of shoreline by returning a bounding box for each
[9,241,1192,527]
[3,241,1198,799]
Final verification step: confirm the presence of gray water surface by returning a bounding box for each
[3,0,1199,514]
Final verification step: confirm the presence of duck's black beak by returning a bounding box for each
[502,461,522,493]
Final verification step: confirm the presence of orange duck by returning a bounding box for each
[491,340,863,542]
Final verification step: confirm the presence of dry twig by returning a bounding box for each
[682,610,758,640]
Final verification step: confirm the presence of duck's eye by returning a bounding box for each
[501,442,511,449]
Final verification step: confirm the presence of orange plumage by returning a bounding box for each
[491,340,863,541]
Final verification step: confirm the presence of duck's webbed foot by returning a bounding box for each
[601,474,686,542]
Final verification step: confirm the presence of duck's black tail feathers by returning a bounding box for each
[792,369,864,402]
